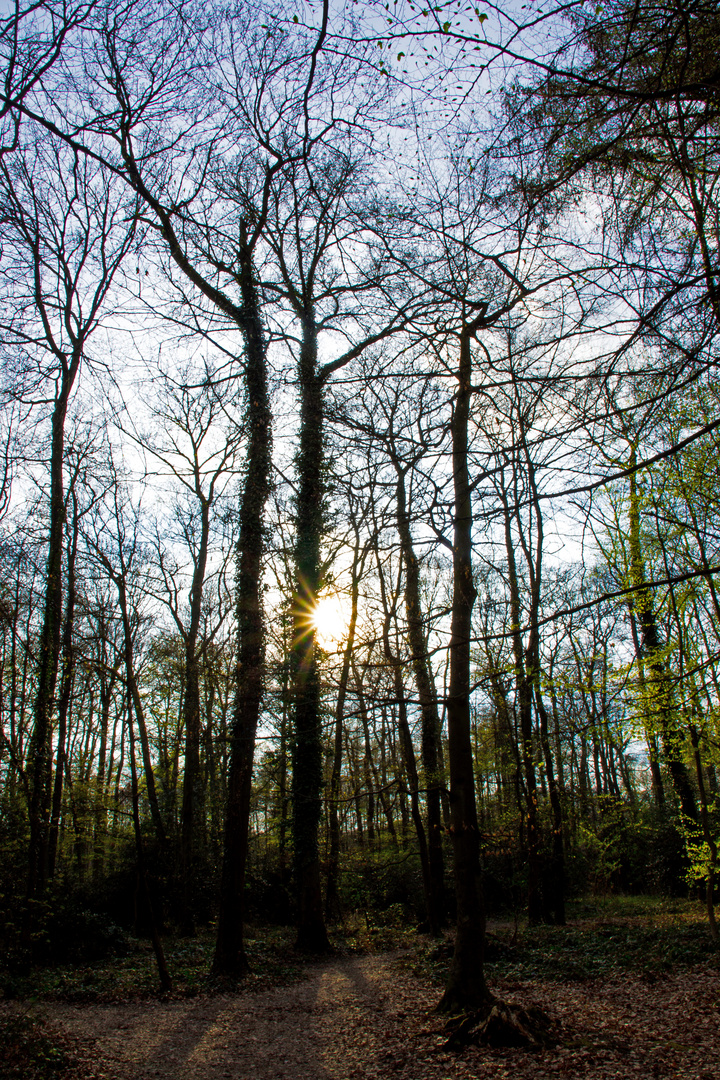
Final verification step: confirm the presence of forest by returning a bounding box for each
[1,0,720,1076]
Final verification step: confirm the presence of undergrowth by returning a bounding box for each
[0,925,306,1003]
[3,895,716,1007]
[413,896,718,986]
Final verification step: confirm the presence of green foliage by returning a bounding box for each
[684,821,719,890]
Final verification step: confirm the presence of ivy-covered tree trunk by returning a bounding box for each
[212,224,272,976]
[291,308,331,953]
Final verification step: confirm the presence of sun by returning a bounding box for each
[312,593,350,650]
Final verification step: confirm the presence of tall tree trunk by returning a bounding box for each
[375,547,439,930]
[213,223,272,976]
[25,366,77,924]
[689,721,719,942]
[439,314,492,1014]
[180,497,211,935]
[48,488,79,881]
[291,307,330,953]
[501,488,544,925]
[388,635,438,933]
[534,682,566,925]
[353,659,378,847]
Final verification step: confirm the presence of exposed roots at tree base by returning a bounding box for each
[443,999,560,1051]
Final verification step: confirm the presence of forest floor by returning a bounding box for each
[2,898,719,1080]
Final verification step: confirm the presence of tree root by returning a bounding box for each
[443,999,560,1050]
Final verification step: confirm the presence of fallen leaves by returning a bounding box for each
[26,950,720,1080]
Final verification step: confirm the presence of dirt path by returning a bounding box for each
[38,953,720,1080]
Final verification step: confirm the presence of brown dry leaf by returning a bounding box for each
[20,951,720,1080]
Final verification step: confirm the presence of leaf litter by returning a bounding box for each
[17,946,720,1080]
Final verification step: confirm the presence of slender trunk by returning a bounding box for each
[354,660,377,847]
[26,390,71,914]
[388,640,438,933]
[114,578,166,849]
[535,682,565,925]
[93,669,114,884]
[278,655,290,883]
[439,316,492,1014]
[392,460,445,929]
[501,488,543,925]
[180,498,210,934]
[48,492,79,880]
[629,611,666,807]
[127,687,172,993]
[346,735,364,845]
[326,545,362,920]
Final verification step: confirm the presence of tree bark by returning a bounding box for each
[291,306,331,953]
[439,315,492,1014]
[47,486,79,881]
[212,222,272,976]
[180,495,211,934]
[25,358,78,917]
